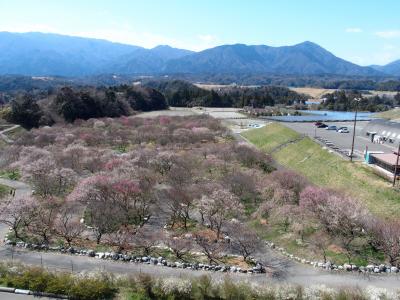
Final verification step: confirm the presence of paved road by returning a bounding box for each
[0,125,20,144]
[1,179,400,291]
[0,292,52,300]
[282,121,397,159]
[0,246,399,291]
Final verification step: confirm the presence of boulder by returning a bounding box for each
[378,264,386,272]
[253,263,265,273]
[343,264,352,271]
[324,262,332,269]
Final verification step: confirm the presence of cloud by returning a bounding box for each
[345,27,362,33]
[375,30,400,38]
[194,34,220,51]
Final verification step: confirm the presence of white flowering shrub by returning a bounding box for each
[159,277,192,297]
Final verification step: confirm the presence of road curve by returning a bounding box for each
[0,125,20,144]
[0,179,399,291]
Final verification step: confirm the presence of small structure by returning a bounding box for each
[368,152,400,176]
[362,119,400,145]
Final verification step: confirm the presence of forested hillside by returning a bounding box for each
[144,80,308,107]
[3,85,168,128]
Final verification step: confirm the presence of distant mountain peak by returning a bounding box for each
[0,32,388,77]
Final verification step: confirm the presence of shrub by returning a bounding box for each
[69,276,117,300]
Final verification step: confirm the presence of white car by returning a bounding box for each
[337,127,349,133]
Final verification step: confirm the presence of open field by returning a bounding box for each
[375,108,400,121]
[194,83,259,90]
[242,123,400,218]
[0,184,10,198]
[290,87,398,99]
[289,87,336,98]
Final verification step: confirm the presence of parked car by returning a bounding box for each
[337,127,349,133]
[326,125,337,130]
[317,123,328,128]
[314,122,323,126]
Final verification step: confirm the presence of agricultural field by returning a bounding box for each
[290,87,398,100]
[289,87,336,99]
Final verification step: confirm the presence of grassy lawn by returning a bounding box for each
[0,169,21,180]
[241,122,300,153]
[0,184,10,198]
[243,123,400,218]
[5,125,26,140]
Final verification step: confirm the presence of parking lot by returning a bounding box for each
[282,121,398,160]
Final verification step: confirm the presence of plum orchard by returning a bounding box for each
[0,115,399,266]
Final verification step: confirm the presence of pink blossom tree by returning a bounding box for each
[369,219,400,267]
[0,195,36,240]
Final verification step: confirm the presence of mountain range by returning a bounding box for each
[0,32,399,77]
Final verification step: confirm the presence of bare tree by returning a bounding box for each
[133,227,164,256]
[164,187,194,230]
[194,232,226,264]
[226,222,260,261]
[104,225,137,253]
[166,235,193,260]
[53,203,85,247]
[309,231,331,263]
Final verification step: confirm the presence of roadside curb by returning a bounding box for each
[0,286,68,298]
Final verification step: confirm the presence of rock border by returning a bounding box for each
[265,241,399,275]
[6,240,266,275]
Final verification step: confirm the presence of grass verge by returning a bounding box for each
[243,123,399,265]
[374,108,400,120]
[241,123,300,153]
[242,123,400,218]
[0,184,10,199]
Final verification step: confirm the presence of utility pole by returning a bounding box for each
[393,143,400,187]
[350,98,360,162]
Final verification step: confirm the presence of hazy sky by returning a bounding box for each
[1,0,400,65]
